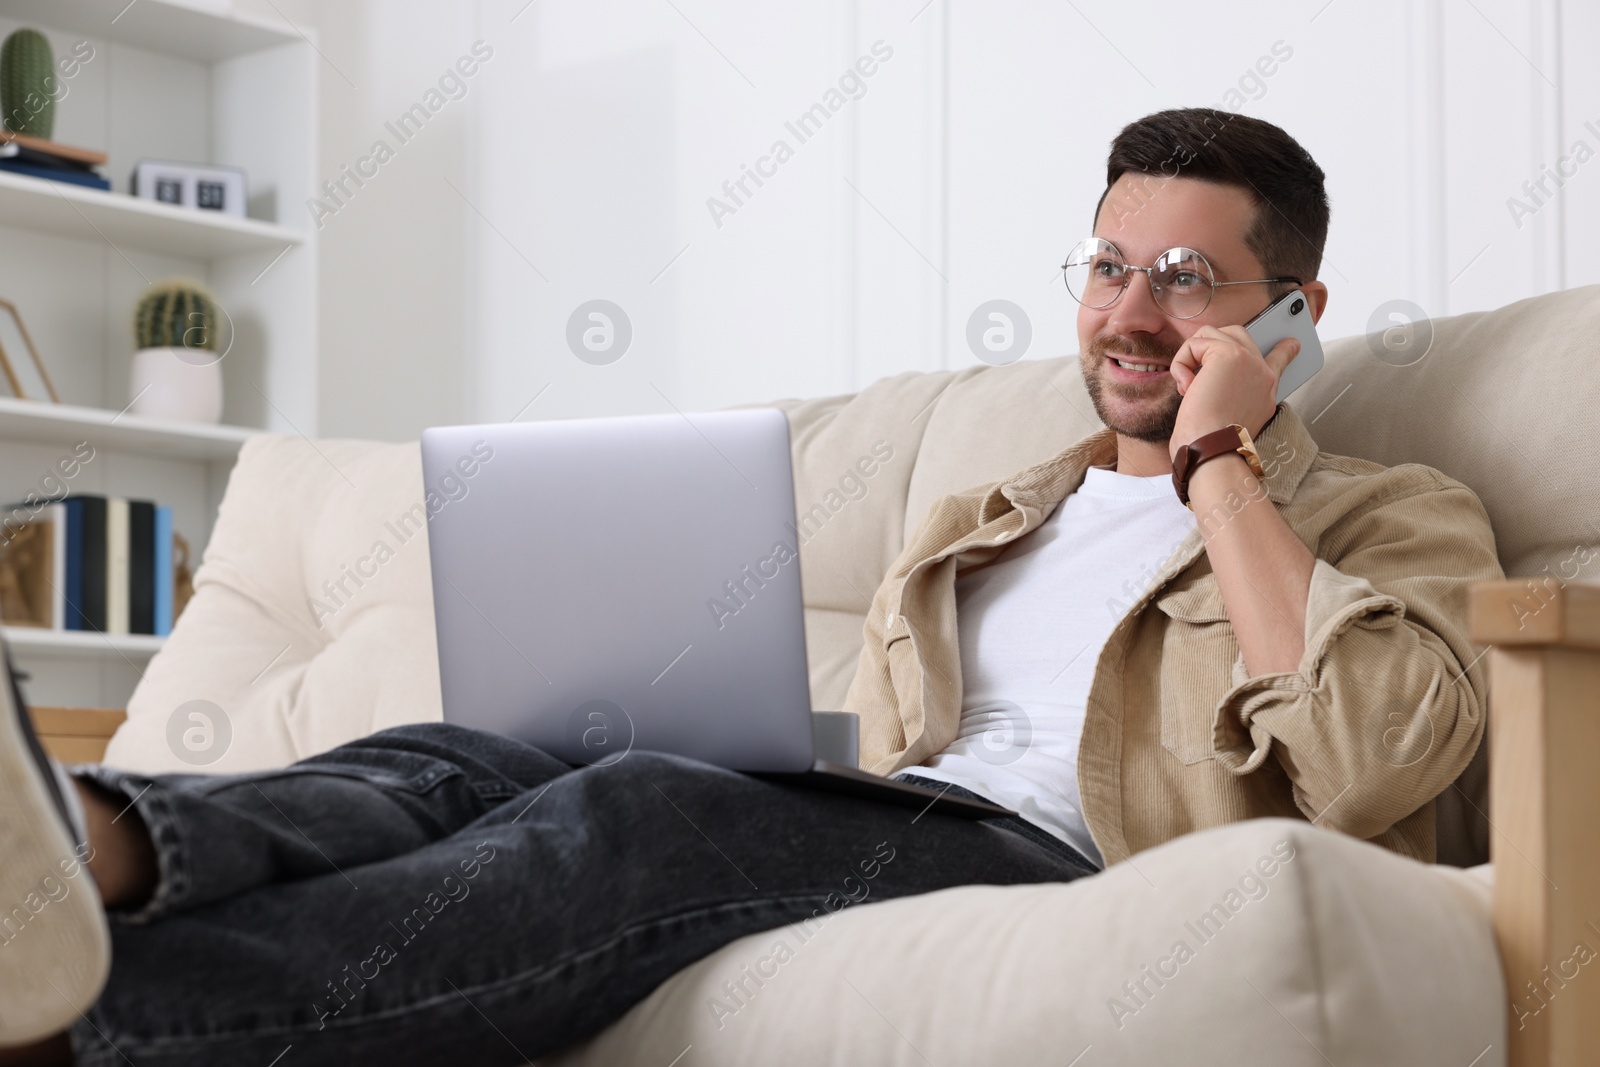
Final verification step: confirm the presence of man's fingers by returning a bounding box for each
[1217,324,1256,352]
[1264,337,1300,377]
[1170,361,1196,394]
[1170,335,1202,374]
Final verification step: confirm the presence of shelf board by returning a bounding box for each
[0,395,256,459]
[4,626,163,659]
[0,170,304,259]
[0,0,300,63]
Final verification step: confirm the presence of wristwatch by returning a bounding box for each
[1171,423,1266,508]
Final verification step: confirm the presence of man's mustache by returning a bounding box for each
[1088,334,1177,361]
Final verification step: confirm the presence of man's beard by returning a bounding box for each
[1080,334,1183,444]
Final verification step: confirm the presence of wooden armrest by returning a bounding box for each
[1469,580,1600,1067]
[26,706,126,763]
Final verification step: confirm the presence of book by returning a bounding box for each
[129,501,155,635]
[47,503,64,628]
[0,142,96,173]
[63,498,82,629]
[0,130,108,167]
[31,495,182,637]
[106,498,129,635]
[154,506,173,636]
[63,496,106,632]
[0,159,111,191]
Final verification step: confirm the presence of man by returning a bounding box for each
[857,109,1501,866]
[0,109,1499,1065]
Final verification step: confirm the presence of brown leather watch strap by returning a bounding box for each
[1171,423,1265,507]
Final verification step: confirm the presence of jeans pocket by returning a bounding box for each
[220,751,464,796]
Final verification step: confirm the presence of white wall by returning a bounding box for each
[256,0,1600,438]
[233,0,479,440]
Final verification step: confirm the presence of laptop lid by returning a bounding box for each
[421,408,816,773]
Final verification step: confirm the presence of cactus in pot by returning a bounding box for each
[1,29,55,138]
[136,281,220,354]
[128,280,226,424]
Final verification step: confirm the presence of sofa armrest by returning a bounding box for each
[1469,580,1600,1067]
[28,706,125,763]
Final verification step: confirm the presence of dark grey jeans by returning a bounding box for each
[71,723,1094,1066]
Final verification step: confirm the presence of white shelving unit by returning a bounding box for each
[3,625,165,660]
[0,169,305,258]
[0,395,256,458]
[0,0,317,709]
[0,0,294,62]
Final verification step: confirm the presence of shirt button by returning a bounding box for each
[995,530,1013,542]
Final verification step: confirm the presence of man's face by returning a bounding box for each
[1076,175,1276,443]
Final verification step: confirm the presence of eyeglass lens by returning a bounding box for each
[1062,239,1215,319]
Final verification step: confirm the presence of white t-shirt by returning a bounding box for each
[893,465,1196,867]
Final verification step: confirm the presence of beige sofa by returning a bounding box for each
[100,285,1600,1064]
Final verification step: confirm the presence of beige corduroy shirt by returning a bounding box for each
[842,403,1503,866]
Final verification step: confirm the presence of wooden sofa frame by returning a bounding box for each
[1469,579,1600,1067]
[26,579,1594,1065]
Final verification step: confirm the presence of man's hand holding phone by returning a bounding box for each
[1168,325,1298,463]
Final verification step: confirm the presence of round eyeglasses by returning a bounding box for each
[1061,238,1301,320]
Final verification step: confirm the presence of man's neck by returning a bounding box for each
[1112,435,1174,477]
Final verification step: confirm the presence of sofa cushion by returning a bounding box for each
[104,437,442,772]
[546,818,1504,1067]
[1291,283,1599,583]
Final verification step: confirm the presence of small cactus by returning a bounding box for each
[135,280,220,351]
[1,29,55,138]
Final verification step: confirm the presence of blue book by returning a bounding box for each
[0,158,110,191]
[154,506,173,636]
[62,495,107,632]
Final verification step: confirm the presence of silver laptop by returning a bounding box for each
[420,408,1012,819]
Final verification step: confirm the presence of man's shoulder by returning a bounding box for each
[1295,449,1491,524]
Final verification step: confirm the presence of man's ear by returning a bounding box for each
[1302,281,1329,325]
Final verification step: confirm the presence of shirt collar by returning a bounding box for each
[989,402,1321,523]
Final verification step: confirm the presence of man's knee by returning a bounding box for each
[593,749,726,783]
[349,722,546,767]
[570,751,745,813]
[363,722,479,746]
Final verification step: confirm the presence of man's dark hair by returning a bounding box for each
[1094,108,1330,290]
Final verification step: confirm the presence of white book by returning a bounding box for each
[44,502,65,629]
[107,497,129,635]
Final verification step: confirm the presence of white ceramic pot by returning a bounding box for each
[128,347,223,424]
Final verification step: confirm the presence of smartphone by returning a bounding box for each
[1244,288,1324,401]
